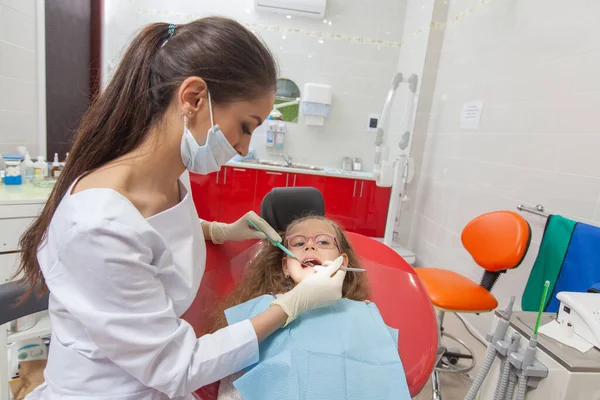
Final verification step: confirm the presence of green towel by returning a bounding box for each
[521,215,576,311]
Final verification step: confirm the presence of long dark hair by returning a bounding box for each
[17,17,277,296]
[208,216,370,333]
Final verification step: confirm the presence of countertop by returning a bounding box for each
[0,161,375,205]
[0,182,54,205]
[226,160,376,181]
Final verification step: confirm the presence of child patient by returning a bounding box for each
[209,215,408,400]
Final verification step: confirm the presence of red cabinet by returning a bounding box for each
[353,180,391,237]
[289,173,326,196]
[220,166,257,223]
[190,166,391,238]
[323,177,359,232]
[254,170,289,213]
[189,171,220,221]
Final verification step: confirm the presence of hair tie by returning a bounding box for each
[161,23,176,48]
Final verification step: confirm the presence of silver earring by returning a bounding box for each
[188,110,193,115]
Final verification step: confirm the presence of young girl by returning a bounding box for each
[209,216,409,400]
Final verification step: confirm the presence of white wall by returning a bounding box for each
[405,0,600,334]
[0,0,44,158]
[101,0,407,169]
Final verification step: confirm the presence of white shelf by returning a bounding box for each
[6,312,51,343]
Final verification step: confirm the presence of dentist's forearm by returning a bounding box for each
[250,304,288,342]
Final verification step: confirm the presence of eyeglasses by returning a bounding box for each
[285,233,340,251]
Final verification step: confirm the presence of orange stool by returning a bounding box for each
[415,211,531,400]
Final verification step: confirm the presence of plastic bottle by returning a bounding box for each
[35,155,48,179]
[51,153,61,178]
[275,122,286,149]
[266,122,275,148]
[23,152,35,182]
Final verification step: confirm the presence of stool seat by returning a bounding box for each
[416,268,498,312]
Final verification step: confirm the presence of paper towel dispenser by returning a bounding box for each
[301,83,332,126]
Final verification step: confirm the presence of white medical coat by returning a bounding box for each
[27,180,259,400]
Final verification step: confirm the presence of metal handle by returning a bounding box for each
[286,174,289,187]
[360,181,364,197]
[293,174,297,187]
[266,171,283,176]
[233,168,246,172]
[224,167,227,185]
[353,181,357,197]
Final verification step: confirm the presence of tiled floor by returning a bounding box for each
[414,313,488,400]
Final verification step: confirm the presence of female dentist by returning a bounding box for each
[19,17,346,400]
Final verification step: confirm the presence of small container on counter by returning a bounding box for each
[2,154,23,185]
[342,157,353,171]
[352,157,362,171]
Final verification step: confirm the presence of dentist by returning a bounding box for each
[19,17,345,400]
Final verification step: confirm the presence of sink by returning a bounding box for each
[238,158,323,171]
[288,164,324,171]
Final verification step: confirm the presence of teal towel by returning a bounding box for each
[521,215,576,311]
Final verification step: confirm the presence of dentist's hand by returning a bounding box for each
[209,211,281,244]
[272,256,347,326]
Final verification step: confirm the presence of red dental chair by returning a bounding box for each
[183,187,438,398]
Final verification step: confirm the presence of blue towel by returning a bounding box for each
[225,295,410,400]
[546,223,600,312]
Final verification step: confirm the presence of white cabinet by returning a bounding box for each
[0,188,50,400]
[0,254,19,284]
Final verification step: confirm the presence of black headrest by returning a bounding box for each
[260,187,325,232]
[0,281,49,326]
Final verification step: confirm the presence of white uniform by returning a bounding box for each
[27,180,258,400]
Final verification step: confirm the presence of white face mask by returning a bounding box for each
[180,91,238,175]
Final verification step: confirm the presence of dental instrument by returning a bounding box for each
[313,265,366,273]
[465,296,515,400]
[246,218,298,259]
[508,282,549,400]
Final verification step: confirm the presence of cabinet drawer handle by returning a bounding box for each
[266,172,283,176]
[293,175,297,187]
[360,181,364,198]
[233,168,246,172]
[353,181,357,197]
[224,168,227,185]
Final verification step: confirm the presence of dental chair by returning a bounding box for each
[415,211,531,400]
[0,282,49,400]
[187,187,438,399]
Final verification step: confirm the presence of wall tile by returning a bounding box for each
[0,0,35,17]
[0,4,36,50]
[0,41,36,81]
[0,76,36,112]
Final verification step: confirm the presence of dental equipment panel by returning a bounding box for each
[555,292,600,349]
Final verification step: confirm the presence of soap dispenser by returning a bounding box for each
[275,122,286,149]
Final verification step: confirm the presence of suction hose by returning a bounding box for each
[465,343,497,400]
[465,297,515,400]
[506,372,517,400]
[493,357,512,400]
[493,333,521,400]
[516,370,528,400]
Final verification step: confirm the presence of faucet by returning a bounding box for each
[281,152,293,166]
